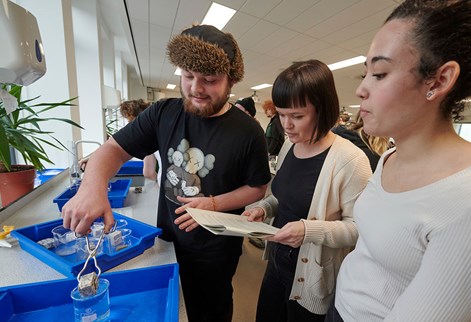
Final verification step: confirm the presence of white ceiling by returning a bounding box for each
[99,0,402,114]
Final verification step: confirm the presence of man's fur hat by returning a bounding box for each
[167,24,244,83]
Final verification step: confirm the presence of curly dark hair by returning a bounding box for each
[120,99,150,120]
[386,0,471,121]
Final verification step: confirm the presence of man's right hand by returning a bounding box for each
[62,183,115,235]
[62,138,130,235]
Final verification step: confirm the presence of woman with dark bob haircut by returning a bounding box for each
[243,59,372,321]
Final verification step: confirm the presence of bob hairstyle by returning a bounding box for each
[272,59,339,143]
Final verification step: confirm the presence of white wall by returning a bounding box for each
[11,0,135,168]
[72,0,106,156]
[15,0,79,169]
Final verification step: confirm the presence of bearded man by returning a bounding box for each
[62,24,270,322]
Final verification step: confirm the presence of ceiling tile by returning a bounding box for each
[102,0,403,109]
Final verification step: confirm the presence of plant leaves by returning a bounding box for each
[0,84,82,171]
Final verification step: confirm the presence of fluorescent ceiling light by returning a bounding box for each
[167,84,176,90]
[349,105,360,108]
[328,56,366,71]
[202,2,236,30]
[229,94,235,97]
[174,68,181,76]
[251,84,272,91]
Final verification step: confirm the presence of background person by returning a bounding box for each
[329,1,471,321]
[336,112,351,128]
[119,99,162,185]
[79,99,163,185]
[332,112,389,171]
[235,96,257,118]
[63,24,271,322]
[262,99,285,157]
[244,59,371,322]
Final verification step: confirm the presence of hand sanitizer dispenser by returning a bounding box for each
[0,0,46,85]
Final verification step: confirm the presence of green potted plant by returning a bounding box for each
[0,84,83,206]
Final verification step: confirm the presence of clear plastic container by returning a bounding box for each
[76,237,104,260]
[114,218,128,230]
[70,278,110,322]
[51,225,77,256]
[105,228,132,254]
[90,222,105,239]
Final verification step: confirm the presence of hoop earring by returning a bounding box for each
[426,90,434,99]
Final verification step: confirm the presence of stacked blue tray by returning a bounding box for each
[53,179,132,211]
[113,160,145,187]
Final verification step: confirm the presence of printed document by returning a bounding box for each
[186,208,279,238]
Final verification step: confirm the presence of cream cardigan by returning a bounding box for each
[257,135,371,314]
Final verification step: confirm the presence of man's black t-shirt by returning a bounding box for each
[113,98,271,258]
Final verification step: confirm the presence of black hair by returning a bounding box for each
[272,59,339,143]
[386,0,471,121]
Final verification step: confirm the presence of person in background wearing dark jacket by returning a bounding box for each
[262,99,285,156]
[332,112,389,171]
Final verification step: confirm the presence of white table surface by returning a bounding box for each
[0,171,187,321]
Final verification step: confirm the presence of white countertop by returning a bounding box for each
[0,171,187,321]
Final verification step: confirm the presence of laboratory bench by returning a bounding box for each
[0,170,187,321]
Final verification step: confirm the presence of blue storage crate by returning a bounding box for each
[0,263,179,322]
[53,179,132,211]
[10,213,162,277]
[107,179,132,207]
[114,160,145,187]
[117,160,144,175]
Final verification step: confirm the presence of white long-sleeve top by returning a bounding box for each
[335,148,471,322]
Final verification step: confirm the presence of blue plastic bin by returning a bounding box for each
[116,160,144,175]
[0,263,179,322]
[10,213,162,277]
[114,160,145,187]
[53,179,132,211]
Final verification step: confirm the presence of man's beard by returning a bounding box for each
[182,86,231,118]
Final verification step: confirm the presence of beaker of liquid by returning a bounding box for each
[70,278,110,322]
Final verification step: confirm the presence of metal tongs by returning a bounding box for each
[75,221,116,296]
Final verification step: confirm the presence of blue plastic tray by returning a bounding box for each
[10,213,162,277]
[0,263,179,322]
[114,161,145,187]
[53,179,132,211]
[117,160,144,175]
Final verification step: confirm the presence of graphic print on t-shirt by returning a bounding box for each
[164,138,215,205]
